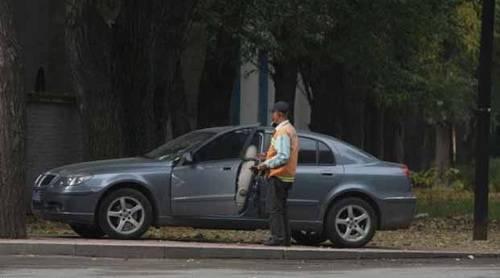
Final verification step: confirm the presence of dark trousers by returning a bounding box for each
[266,177,292,242]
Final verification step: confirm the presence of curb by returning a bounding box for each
[0,239,499,260]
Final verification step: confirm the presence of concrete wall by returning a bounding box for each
[238,61,311,130]
[13,0,81,208]
[25,99,83,207]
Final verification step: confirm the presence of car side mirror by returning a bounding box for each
[182,152,194,164]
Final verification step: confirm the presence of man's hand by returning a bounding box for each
[257,152,267,160]
[251,163,268,172]
[256,163,269,171]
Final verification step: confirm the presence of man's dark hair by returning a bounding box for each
[271,101,289,115]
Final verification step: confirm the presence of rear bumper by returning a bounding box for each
[378,195,416,230]
[32,189,99,225]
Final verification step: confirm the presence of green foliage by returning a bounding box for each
[411,168,439,188]
[201,0,481,127]
[412,158,500,192]
[457,158,500,192]
[415,1,479,123]
[239,0,328,65]
[411,167,466,189]
[491,158,500,191]
[415,188,500,219]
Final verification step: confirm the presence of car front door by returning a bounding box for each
[171,127,257,216]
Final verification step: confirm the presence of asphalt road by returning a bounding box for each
[1,255,500,277]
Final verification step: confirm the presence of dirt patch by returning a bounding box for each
[370,216,500,252]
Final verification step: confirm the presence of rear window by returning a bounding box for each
[335,141,376,164]
[264,133,337,166]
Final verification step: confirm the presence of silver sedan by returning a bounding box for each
[32,125,416,248]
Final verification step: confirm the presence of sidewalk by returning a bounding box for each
[1,237,499,260]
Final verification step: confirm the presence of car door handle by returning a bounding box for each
[320,172,333,176]
[222,167,232,171]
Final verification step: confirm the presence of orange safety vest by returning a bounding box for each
[265,122,299,182]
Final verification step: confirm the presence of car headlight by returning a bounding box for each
[57,175,93,186]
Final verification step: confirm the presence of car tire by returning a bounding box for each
[325,197,377,248]
[69,224,105,239]
[291,230,327,246]
[97,188,153,240]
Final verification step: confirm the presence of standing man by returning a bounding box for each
[256,101,299,246]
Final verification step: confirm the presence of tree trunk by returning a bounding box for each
[342,85,366,149]
[402,108,425,170]
[435,123,451,179]
[364,100,384,158]
[66,0,197,157]
[272,59,298,120]
[197,27,240,128]
[0,0,26,238]
[169,61,192,137]
[66,0,124,160]
[305,63,345,137]
[112,0,197,154]
[111,0,157,155]
[420,125,435,170]
[455,120,475,165]
[383,111,405,163]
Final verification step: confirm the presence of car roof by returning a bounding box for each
[258,126,338,141]
[196,125,234,133]
[194,124,378,161]
[196,124,261,134]
[256,125,378,160]
[195,124,346,143]
[197,124,339,141]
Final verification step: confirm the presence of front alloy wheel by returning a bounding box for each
[98,188,152,239]
[326,197,376,248]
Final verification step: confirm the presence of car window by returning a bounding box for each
[145,131,215,160]
[298,137,317,165]
[263,133,272,152]
[336,142,376,164]
[194,129,252,162]
[318,142,335,165]
[247,131,264,152]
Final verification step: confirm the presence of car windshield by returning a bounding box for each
[144,131,216,160]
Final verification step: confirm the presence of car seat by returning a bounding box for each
[236,145,258,211]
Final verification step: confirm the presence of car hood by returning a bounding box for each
[47,157,173,176]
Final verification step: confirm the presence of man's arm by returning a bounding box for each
[263,134,290,169]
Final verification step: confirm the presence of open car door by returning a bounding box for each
[234,128,265,214]
[171,125,262,217]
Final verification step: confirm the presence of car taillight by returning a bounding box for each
[402,164,410,178]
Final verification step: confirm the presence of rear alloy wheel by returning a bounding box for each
[291,230,327,246]
[69,224,105,239]
[326,197,377,248]
[98,188,152,239]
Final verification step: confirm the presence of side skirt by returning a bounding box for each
[157,216,323,232]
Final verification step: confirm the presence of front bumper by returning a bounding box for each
[32,188,100,225]
[378,195,417,230]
